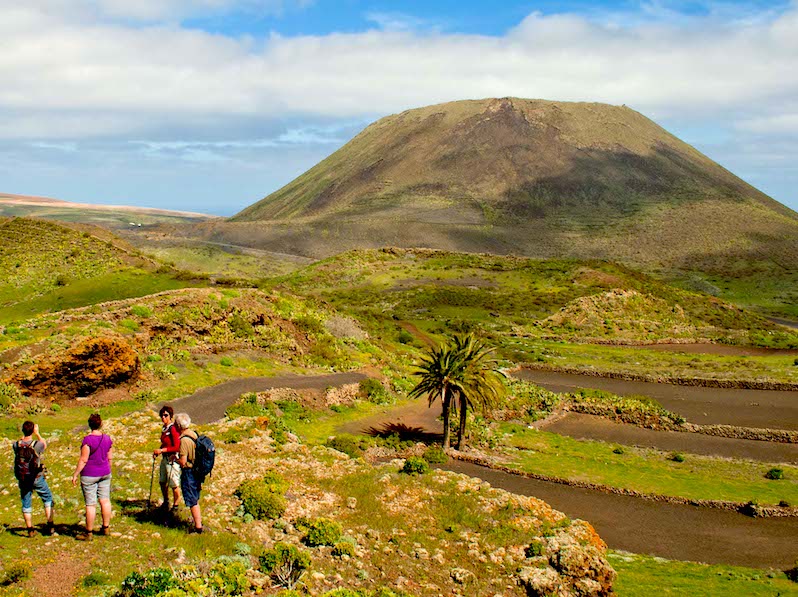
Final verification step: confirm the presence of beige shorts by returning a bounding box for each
[159,457,181,489]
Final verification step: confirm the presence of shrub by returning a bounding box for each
[220,356,234,367]
[422,444,448,464]
[401,456,429,475]
[326,435,368,459]
[668,452,686,463]
[207,560,249,595]
[131,305,152,318]
[296,517,342,547]
[1,561,32,586]
[0,382,22,412]
[332,541,356,558]
[359,378,391,404]
[119,319,140,332]
[259,542,311,590]
[117,567,176,596]
[397,329,414,344]
[226,393,265,419]
[82,571,110,588]
[235,474,287,521]
[765,468,785,480]
[525,540,545,558]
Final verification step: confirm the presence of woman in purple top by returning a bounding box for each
[72,413,113,540]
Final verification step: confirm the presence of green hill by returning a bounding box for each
[224,98,797,274]
[0,217,192,323]
[271,248,797,348]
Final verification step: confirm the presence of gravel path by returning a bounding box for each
[441,460,798,569]
[514,369,798,430]
[166,372,367,424]
[343,397,798,568]
[541,412,798,463]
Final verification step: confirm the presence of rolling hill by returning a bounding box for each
[215,98,797,273]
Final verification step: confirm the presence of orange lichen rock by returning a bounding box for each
[8,336,139,399]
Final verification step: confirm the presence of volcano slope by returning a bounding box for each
[208,98,797,276]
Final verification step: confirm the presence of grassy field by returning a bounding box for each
[499,337,798,384]
[499,424,798,506]
[610,552,798,596]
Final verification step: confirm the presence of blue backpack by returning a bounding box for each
[188,434,215,478]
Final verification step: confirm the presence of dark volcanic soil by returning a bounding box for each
[514,369,798,430]
[166,372,367,424]
[441,460,798,569]
[540,413,798,463]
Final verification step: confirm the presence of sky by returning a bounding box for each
[1,0,797,216]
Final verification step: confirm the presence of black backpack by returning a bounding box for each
[188,433,215,478]
[14,440,42,481]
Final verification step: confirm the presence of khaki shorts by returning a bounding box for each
[159,458,181,489]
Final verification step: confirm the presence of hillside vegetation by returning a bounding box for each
[213,98,797,284]
[269,248,797,348]
[0,218,197,323]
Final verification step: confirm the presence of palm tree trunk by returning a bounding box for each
[441,386,451,449]
[457,394,467,450]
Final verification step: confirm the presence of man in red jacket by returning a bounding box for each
[153,405,181,512]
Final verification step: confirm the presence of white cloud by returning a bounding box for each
[0,3,795,142]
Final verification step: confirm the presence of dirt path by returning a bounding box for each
[514,369,798,430]
[541,413,798,463]
[167,372,367,424]
[442,460,798,569]
[635,342,798,357]
[343,398,798,568]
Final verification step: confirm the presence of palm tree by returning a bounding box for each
[409,334,505,450]
[408,342,467,449]
[451,334,506,450]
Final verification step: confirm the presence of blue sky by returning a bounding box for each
[1,0,796,215]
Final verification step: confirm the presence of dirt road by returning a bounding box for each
[514,369,798,430]
[442,460,798,569]
[166,372,367,424]
[342,397,798,568]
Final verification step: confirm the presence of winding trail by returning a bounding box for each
[540,412,798,463]
[167,372,367,424]
[515,369,798,430]
[442,460,798,569]
[338,395,798,568]
[167,371,798,568]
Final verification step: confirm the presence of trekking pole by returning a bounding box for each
[148,456,157,509]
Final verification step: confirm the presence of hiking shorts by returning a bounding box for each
[180,468,203,508]
[159,457,181,489]
[19,476,53,514]
[80,474,112,507]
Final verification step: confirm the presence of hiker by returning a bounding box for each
[175,412,203,533]
[153,405,181,512]
[72,413,113,540]
[13,420,54,537]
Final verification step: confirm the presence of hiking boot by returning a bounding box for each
[169,504,180,515]
[77,531,93,542]
[26,527,36,538]
[46,523,55,536]
[99,525,110,536]
[189,526,203,534]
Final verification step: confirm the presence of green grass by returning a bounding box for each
[0,269,196,324]
[610,552,798,596]
[500,424,798,506]
[500,338,798,384]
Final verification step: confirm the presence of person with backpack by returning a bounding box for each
[72,413,113,541]
[153,405,181,514]
[174,412,210,534]
[13,420,54,537]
